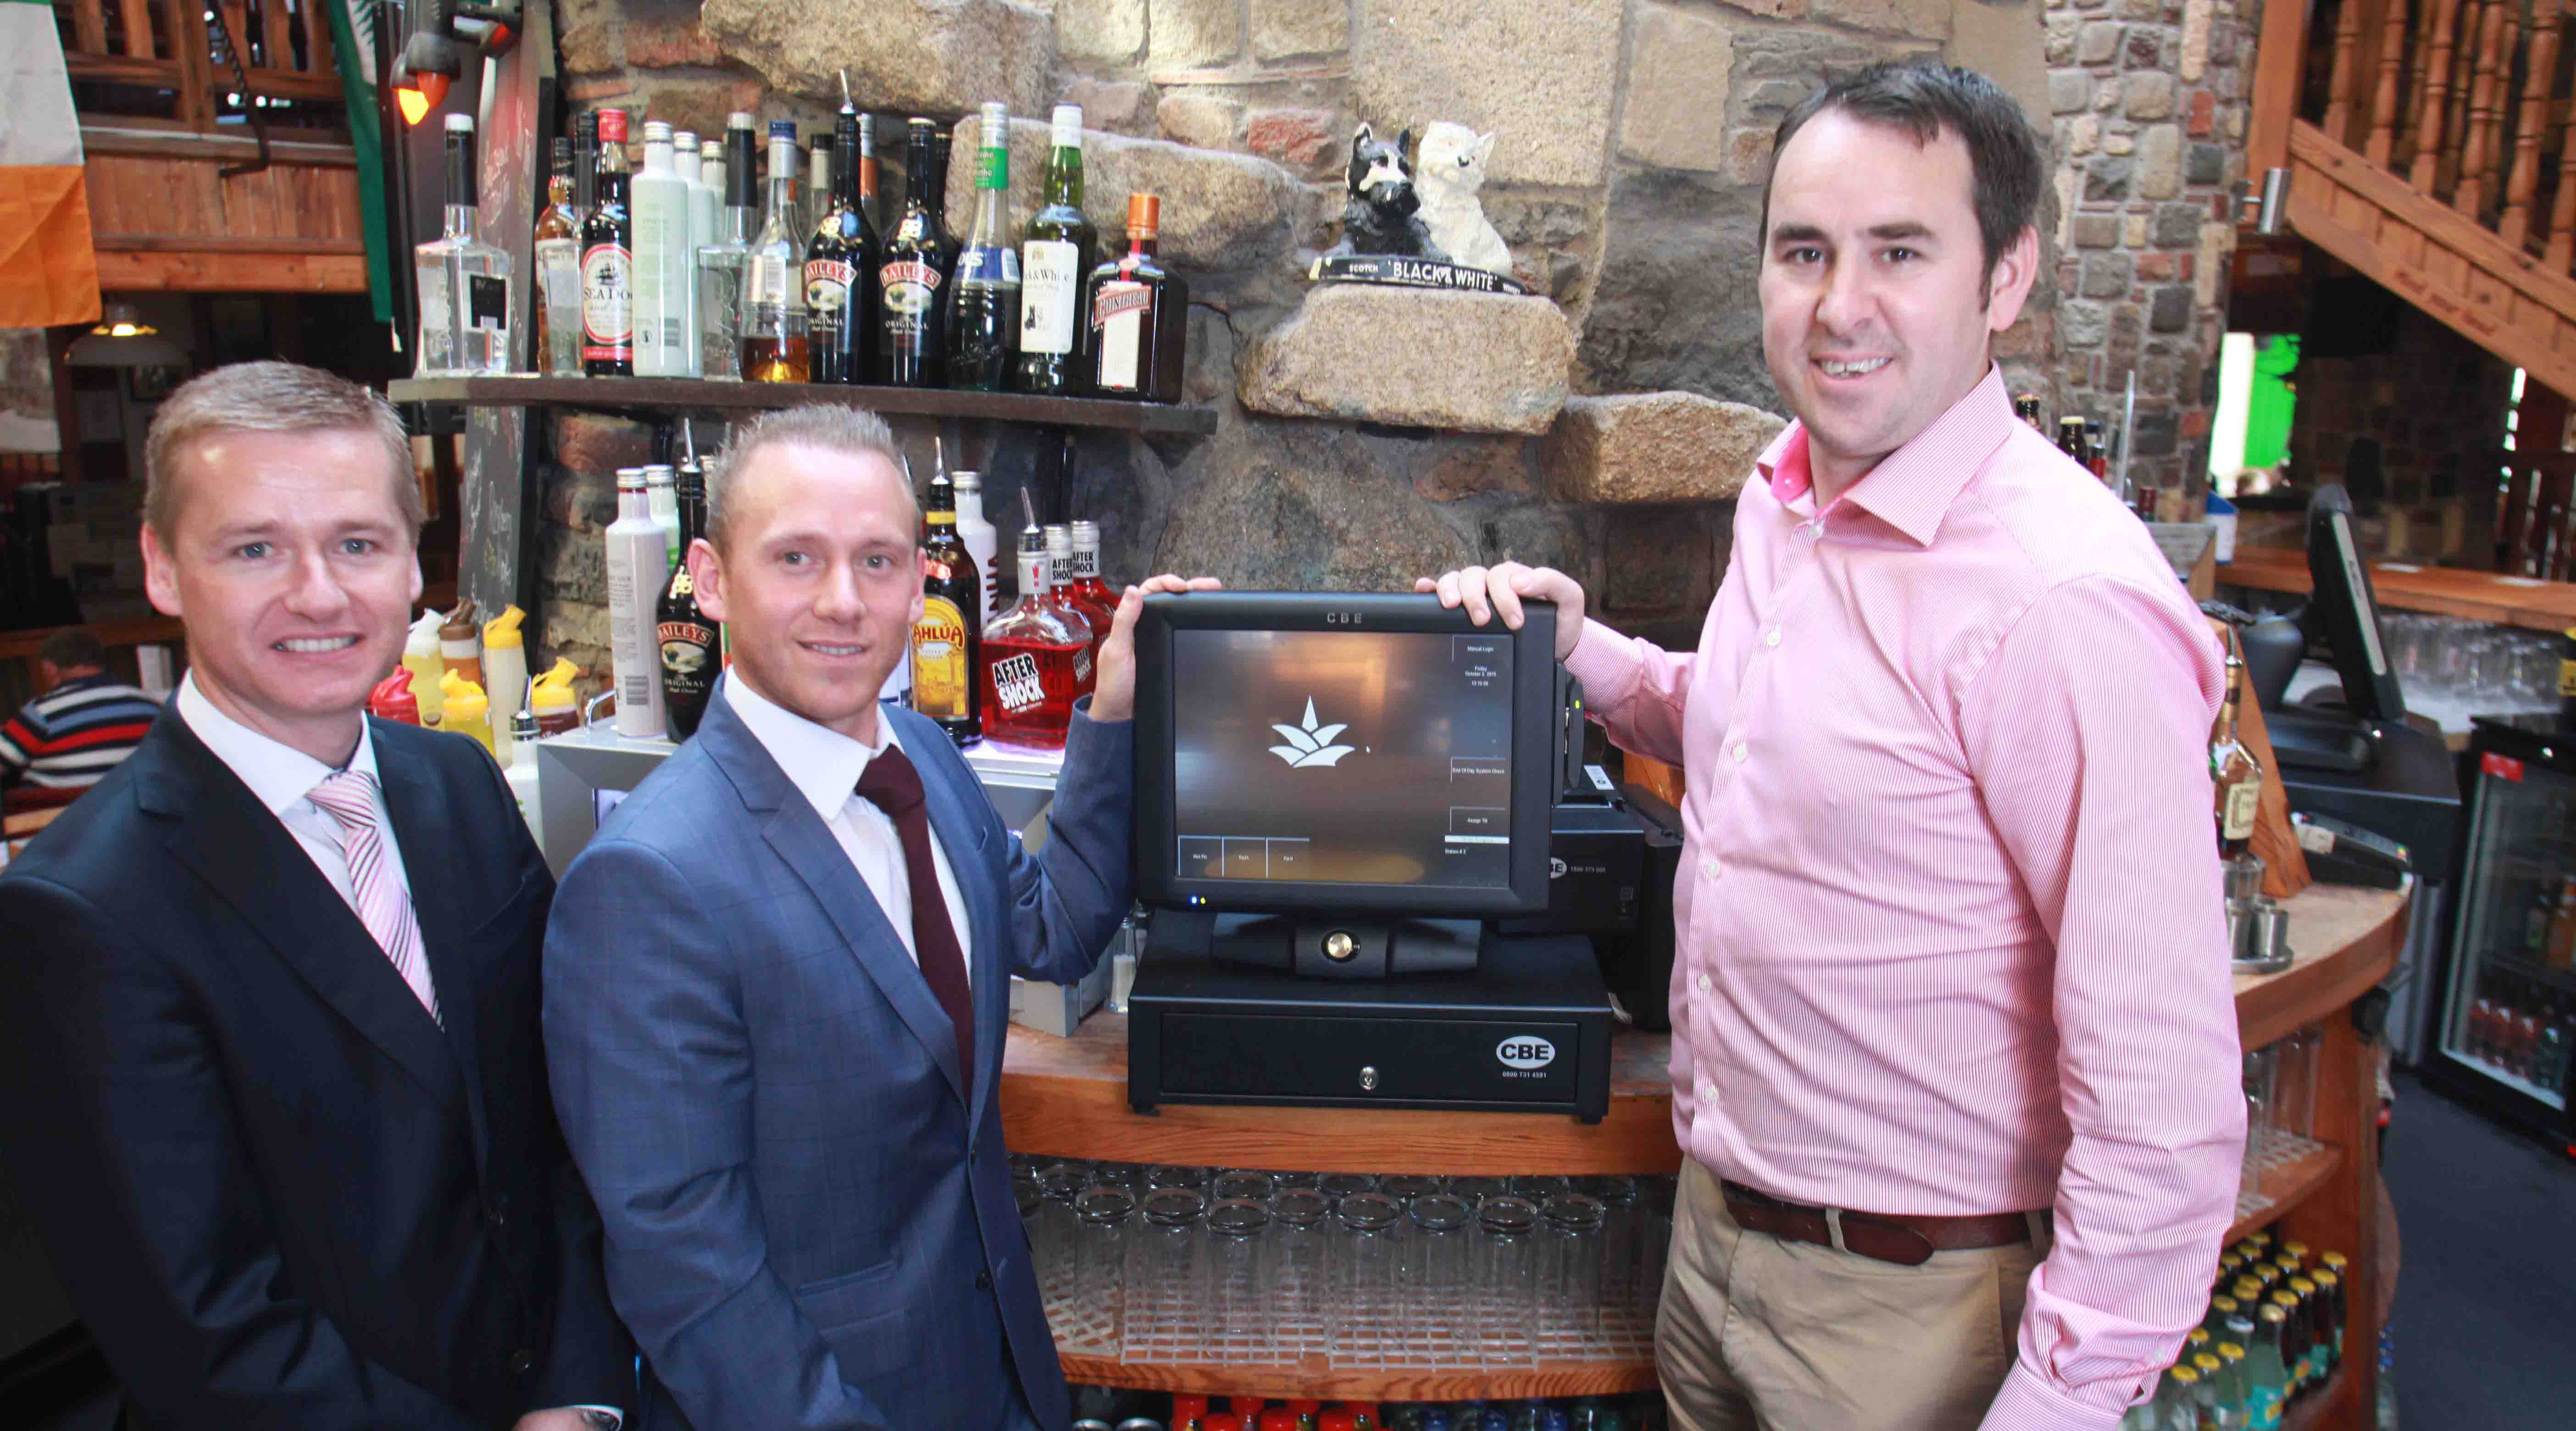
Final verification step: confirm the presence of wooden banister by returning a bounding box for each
[115,0,152,59]
[2456,0,2507,215]
[2370,0,2413,162]
[2327,0,2366,143]
[2414,0,2466,191]
[2551,83,2576,267]
[72,0,106,55]
[2500,6,2556,249]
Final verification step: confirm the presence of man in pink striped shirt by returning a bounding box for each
[1426,63,2242,1429]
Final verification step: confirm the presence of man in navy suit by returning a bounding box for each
[542,405,1213,1430]
[0,362,629,1428]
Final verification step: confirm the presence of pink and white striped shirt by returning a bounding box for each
[1566,368,2245,1428]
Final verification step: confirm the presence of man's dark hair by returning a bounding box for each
[1765,61,2046,287]
[38,630,108,672]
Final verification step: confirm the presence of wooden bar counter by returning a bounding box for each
[2216,544,2576,634]
[1002,884,2410,1419]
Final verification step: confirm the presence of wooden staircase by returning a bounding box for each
[2254,0,2576,397]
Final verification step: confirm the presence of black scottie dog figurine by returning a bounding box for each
[1333,122,1444,259]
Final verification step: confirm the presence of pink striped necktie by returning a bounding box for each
[305,768,440,1026]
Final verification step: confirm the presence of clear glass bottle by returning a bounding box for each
[979,521,1093,749]
[744,120,812,383]
[2211,648,2263,860]
[946,101,1021,391]
[531,137,583,377]
[695,112,758,381]
[414,113,513,376]
[2243,1303,2290,1429]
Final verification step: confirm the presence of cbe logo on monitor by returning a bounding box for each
[1495,1037,1556,1073]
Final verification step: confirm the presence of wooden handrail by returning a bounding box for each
[59,0,344,134]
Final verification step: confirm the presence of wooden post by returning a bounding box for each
[2411,0,2465,192]
[2278,1006,2385,1428]
[2250,0,2320,178]
[2503,9,2561,249]
[2368,0,2412,163]
[2325,0,2365,144]
[2455,0,2507,216]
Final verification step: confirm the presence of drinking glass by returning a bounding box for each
[1444,1176,1510,1208]
[1093,1163,1149,1196]
[1405,1192,1477,1365]
[1475,1194,1540,1362]
[1202,1198,1273,1360]
[1268,1187,1332,1361]
[2241,1045,2280,1198]
[1149,1164,1210,1192]
[1538,1192,1608,1346]
[1633,1177,1676,1325]
[1070,1186,1138,1354]
[1321,1172,1379,1203]
[1380,1174,1443,1206]
[1212,1169,1277,1204]
[1036,1162,1089,1304]
[1125,1188,1207,1357]
[1331,1191,1405,1359]
[1571,1176,1639,1325]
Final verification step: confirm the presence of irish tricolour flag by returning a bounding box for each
[0,0,101,327]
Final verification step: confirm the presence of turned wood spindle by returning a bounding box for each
[2455,0,2508,215]
[2413,0,2468,191]
[2501,6,2559,250]
[2326,0,2368,143]
[2549,63,2576,269]
[2370,0,2415,164]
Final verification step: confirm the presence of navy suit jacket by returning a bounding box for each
[0,707,630,1428]
[543,683,1134,1431]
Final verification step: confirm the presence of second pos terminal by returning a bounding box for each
[1123,592,1618,1122]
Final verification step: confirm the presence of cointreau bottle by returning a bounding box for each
[981,525,1094,750]
[1082,192,1188,401]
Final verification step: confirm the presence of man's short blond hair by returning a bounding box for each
[144,361,419,546]
[708,405,916,549]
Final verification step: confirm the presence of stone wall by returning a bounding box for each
[535,0,2050,684]
[2042,0,2257,501]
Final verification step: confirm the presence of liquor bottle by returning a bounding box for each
[911,467,981,744]
[952,465,1000,623]
[698,136,727,243]
[605,466,669,738]
[1082,193,1189,401]
[414,114,514,376]
[581,108,634,376]
[879,117,955,387]
[2211,649,2262,859]
[947,102,1022,392]
[930,124,961,268]
[807,95,878,384]
[1064,518,1118,665]
[572,109,599,220]
[631,121,696,377]
[805,136,832,254]
[696,112,758,381]
[856,110,884,240]
[677,130,716,283]
[982,521,1093,749]
[2013,393,2043,430]
[2056,416,2088,468]
[745,121,812,382]
[1016,104,1095,395]
[658,428,720,741]
[1042,523,1099,701]
[644,462,681,576]
[533,137,583,377]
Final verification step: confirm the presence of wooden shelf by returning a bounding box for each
[384,375,1221,435]
[2231,884,2412,1051]
[1001,1016,1685,1177]
[2226,1137,2347,1246]
[1057,1354,1659,1402]
[2215,544,2576,634]
[2282,1362,2349,1430]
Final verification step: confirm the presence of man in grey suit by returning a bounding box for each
[543,405,1213,1430]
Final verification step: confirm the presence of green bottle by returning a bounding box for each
[2194,1351,2237,1428]
[2244,1303,2292,1429]
[2216,1342,2252,1428]
[1013,103,1096,395]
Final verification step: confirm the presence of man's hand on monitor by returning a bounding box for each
[1415,563,1585,661]
[1092,573,1224,723]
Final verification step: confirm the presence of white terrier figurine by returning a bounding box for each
[1413,122,1512,277]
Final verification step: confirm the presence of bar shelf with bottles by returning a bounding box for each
[402,92,1214,435]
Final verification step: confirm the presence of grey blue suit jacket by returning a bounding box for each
[542,682,1133,1431]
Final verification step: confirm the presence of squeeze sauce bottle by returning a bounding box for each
[403,610,447,726]
[439,669,495,760]
[367,668,421,725]
[530,657,582,736]
[482,605,529,769]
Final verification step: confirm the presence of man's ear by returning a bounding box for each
[1983,223,2042,331]
[688,537,726,622]
[141,523,183,619]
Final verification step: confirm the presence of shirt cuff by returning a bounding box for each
[1561,618,1644,712]
[1977,1363,2127,1431]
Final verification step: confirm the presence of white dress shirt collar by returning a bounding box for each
[721,673,905,822]
[175,672,382,813]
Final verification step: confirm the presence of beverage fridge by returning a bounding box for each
[2421,716,2576,1148]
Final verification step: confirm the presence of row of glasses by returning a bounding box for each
[2380,615,2564,716]
[1012,1159,1679,1367]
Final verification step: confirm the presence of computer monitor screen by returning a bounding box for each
[2304,484,2408,724]
[1136,593,1558,917]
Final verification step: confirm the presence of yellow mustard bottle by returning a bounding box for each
[439,669,495,760]
[530,658,581,736]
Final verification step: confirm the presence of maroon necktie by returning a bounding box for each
[854,742,974,1093]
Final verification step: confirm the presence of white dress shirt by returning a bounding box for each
[177,674,411,916]
[723,675,972,978]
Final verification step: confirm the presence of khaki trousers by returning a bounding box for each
[1654,1159,2050,1431]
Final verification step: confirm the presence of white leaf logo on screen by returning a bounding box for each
[1269,698,1356,768]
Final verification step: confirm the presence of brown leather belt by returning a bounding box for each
[1721,1179,2040,1268]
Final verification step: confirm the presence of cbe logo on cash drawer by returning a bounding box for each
[1495,1037,1557,1075]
